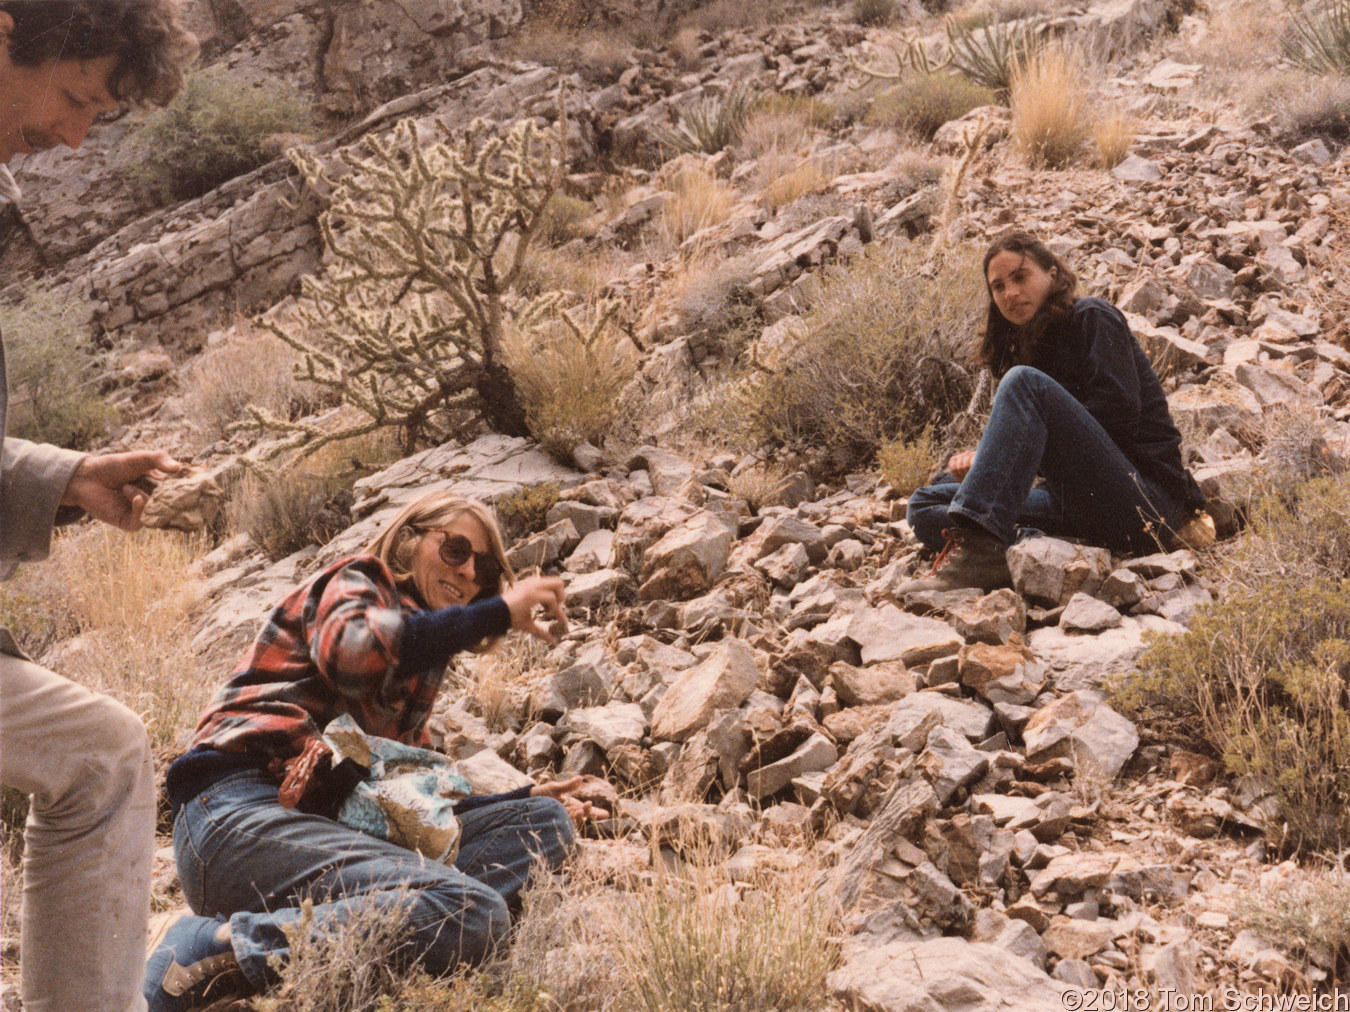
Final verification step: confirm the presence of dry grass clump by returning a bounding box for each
[1254,71,1350,144]
[726,463,794,512]
[877,426,941,495]
[0,524,209,753]
[866,73,996,140]
[852,0,899,27]
[187,324,321,442]
[1092,112,1135,168]
[1112,472,1350,853]
[733,240,983,475]
[506,309,638,461]
[763,159,830,208]
[659,163,739,243]
[670,0,776,36]
[1009,46,1091,167]
[228,432,395,561]
[614,857,840,1012]
[738,97,833,161]
[538,193,596,245]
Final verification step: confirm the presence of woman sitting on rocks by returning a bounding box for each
[144,489,605,1012]
[902,231,1210,594]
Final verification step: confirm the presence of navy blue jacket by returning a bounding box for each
[1024,297,1206,513]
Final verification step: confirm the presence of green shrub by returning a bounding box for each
[946,14,1047,95]
[1112,473,1350,853]
[653,82,757,155]
[1283,0,1350,74]
[0,289,115,449]
[877,427,941,495]
[734,242,982,475]
[118,69,313,202]
[853,0,898,27]
[866,74,996,139]
[493,482,561,540]
[1234,872,1350,979]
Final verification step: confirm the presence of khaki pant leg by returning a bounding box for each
[0,650,152,1012]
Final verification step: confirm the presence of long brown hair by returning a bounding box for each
[977,231,1079,377]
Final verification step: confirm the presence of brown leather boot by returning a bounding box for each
[897,524,1012,595]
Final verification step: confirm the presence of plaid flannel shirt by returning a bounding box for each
[191,555,455,765]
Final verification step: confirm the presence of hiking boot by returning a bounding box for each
[144,914,250,1012]
[897,524,1012,595]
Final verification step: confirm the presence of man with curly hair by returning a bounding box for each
[0,3,197,1011]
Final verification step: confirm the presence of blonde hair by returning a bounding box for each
[364,490,516,602]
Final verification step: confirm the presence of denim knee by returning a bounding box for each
[526,796,575,868]
[418,875,511,971]
[997,364,1051,395]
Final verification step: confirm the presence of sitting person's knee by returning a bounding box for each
[418,881,510,971]
[526,796,575,865]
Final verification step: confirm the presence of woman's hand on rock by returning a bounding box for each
[501,575,568,643]
[948,449,976,482]
[530,774,611,825]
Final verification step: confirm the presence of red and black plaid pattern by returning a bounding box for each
[190,555,443,764]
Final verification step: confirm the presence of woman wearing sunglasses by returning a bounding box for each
[144,490,599,1012]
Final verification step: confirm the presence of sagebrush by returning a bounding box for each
[867,74,995,140]
[733,241,982,474]
[118,69,313,202]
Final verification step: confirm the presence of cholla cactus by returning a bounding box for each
[247,114,566,459]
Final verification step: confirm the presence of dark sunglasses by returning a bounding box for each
[414,529,504,589]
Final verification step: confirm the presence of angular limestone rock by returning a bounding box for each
[650,638,758,742]
[1023,690,1139,780]
[141,467,226,532]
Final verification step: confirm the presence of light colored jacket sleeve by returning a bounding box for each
[0,436,84,579]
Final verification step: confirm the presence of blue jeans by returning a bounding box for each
[907,366,1188,554]
[172,771,573,990]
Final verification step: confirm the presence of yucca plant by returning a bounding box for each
[1282,0,1350,74]
[652,82,757,154]
[945,14,1048,95]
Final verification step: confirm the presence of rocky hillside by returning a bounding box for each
[6,0,1350,1007]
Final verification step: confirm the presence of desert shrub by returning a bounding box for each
[1283,0,1350,74]
[853,0,898,26]
[615,858,840,1012]
[726,463,794,512]
[739,97,834,160]
[653,82,757,155]
[493,482,561,540]
[0,288,114,449]
[1093,112,1135,168]
[866,74,996,140]
[1235,871,1350,979]
[538,192,596,244]
[877,426,941,495]
[1115,577,1350,853]
[660,163,738,243]
[505,306,637,460]
[1113,473,1350,852]
[1009,46,1090,167]
[228,434,392,561]
[186,324,325,442]
[670,0,775,36]
[118,69,313,202]
[1270,72,1350,143]
[946,14,1047,94]
[735,241,982,474]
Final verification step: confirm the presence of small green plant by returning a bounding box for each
[493,482,561,541]
[877,426,941,495]
[866,74,996,139]
[118,69,313,202]
[653,82,757,155]
[946,14,1047,94]
[853,0,898,27]
[538,192,595,244]
[0,289,114,449]
[1283,0,1350,74]
[734,241,982,475]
